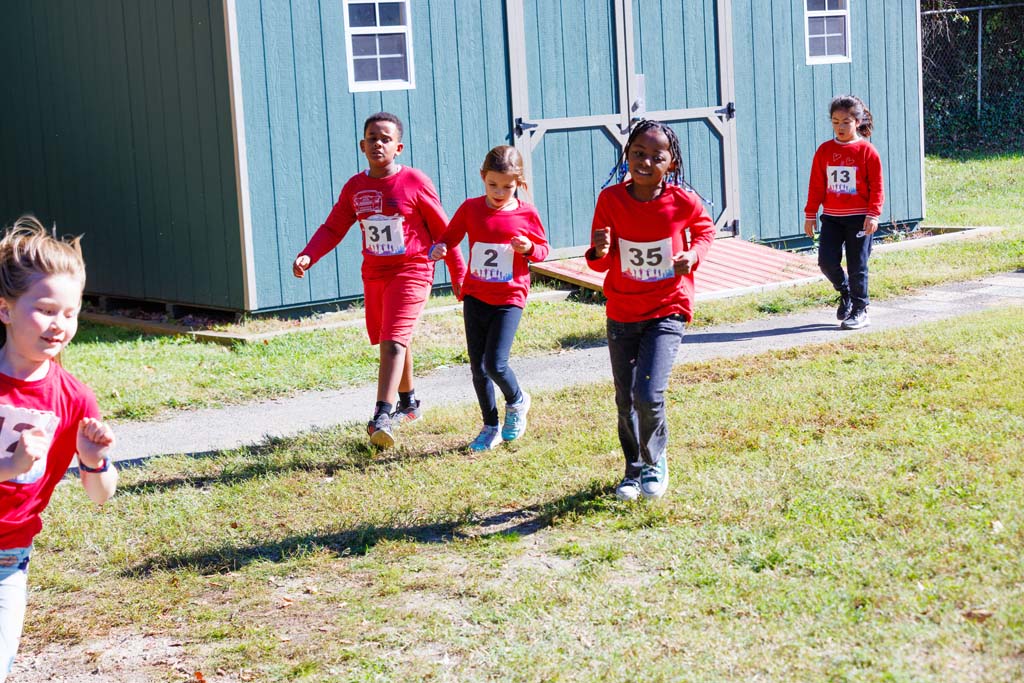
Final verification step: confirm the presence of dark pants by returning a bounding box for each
[464,295,524,426]
[607,315,686,477]
[818,214,873,309]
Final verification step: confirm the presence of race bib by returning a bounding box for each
[618,237,674,282]
[470,242,514,283]
[0,404,60,485]
[827,165,858,195]
[361,214,406,256]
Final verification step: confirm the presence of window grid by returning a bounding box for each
[805,0,852,65]
[343,0,415,92]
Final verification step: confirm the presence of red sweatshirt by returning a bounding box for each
[300,166,466,281]
[804,138,884,220]
[440,197,549,308]
[586,182,716,323]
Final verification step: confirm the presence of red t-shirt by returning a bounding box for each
[0,362,100,549]
[804,138,884,220]
[300,166,467,282]
[586,182,716,323]
[440,197,549,308]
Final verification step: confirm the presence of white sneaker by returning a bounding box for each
[640,456,668,499]
[501,392,531,441]
[469,425,502,451]
[615,477,642,501]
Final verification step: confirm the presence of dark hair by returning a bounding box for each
[481,145,528,192]
[363,112,404,140]
[607,119,685,187]
[830,95,874,137]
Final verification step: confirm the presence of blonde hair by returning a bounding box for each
[481,145,528,192]
[0,215,86,301]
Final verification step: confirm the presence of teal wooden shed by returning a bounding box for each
[0,0,924,314]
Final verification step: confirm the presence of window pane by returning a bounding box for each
[348,3,377,27]
[377,34,405,56]
[378,2,406,26]
[809,36,827,56]
[353,58,379,81]
[825,17,845,35]
[808,17,825,36]
[827,34,847,56]
[379,56,407,80]
[807,0,826,11]
[827,0,846,9]
[352,35,377,57]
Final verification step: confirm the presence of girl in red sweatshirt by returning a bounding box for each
[430,146,549,451]
[804,95,885,330]
[586,120,716,501]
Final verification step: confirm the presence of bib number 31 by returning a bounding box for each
[362,215,406,256]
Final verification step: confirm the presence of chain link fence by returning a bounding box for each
[922,3,1024,155]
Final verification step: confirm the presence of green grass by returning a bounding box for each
[30,307,1024,681]
[60,154,1024,421]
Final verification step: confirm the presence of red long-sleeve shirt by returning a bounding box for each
[439,197,549,308]
[804,138,884,220]
[586,182,716,323]
[299,166,466,281]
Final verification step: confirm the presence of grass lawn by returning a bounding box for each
[61,154,1024,421]
[28,306,1024,681]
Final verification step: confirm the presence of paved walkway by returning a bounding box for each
[110,272,1024,464]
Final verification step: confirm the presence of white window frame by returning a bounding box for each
[342,0,416,92]
[805,0,852,65]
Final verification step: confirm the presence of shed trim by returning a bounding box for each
[915,0,926,219]
[223,0,258,311]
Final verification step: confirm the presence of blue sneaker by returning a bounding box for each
[640,456,668,499]
[501,392,531,442]
[469,425,502,452]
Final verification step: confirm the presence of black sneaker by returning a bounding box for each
[841,307,870,330]
[836,291,853,321]
[366,411,395,448]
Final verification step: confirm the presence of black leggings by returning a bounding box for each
[463,295,524,426]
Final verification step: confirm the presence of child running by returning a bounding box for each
[293,112,466,449]
[804,94,884,330]
[429,146,549,451]
[0,217,118,680]
[586,120,716,501]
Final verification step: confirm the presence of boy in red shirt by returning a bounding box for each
[293,112,466,448]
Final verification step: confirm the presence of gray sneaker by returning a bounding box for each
[615,477,642,501]
[640,456,669,499]
[836,291,853,321]
[841,307,870,330]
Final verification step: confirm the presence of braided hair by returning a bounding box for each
[603,119,685,188]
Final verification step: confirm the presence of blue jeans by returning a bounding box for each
[464,295,524,426]
[818,214,873,309]
[607,315,686,477]
[0,546,31,682]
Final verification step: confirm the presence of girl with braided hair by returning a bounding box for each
[586,120,716,501]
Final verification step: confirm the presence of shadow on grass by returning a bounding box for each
[556,331,607,351]
[113,433,462,496]
[683,322,837,345]
[121,480,615,577]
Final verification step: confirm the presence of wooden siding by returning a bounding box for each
[235,0,513,310]
[732,0,924,241]
[0,0,245,309]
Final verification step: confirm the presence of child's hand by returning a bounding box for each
[510,236,533,255]
[592,227,611,258]
[11,428,48,476]
[293,255,311,278]
[428,243,447,261]
[863,216,879,235]
[673,251,699,276]
[77,418,115,470]
[451,277,462,301]
[803,219,817,238]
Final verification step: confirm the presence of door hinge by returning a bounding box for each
[716,102,736,120]
[514,117,539,137]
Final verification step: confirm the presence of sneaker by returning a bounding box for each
[469,425,502,452]
[841,307,870,330]
[392,399,422,425]
[615,477,642,501]
[836,291,853,321]
[501,392,531,442]
[640,456,669,499]
[366,411,395,449]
